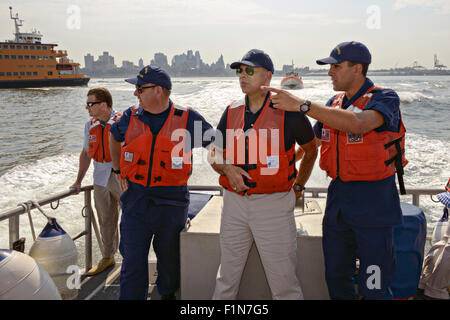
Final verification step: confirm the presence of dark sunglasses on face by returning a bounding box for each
[86,101,102,108]
[236,66,255,76]
[136,85,157,94]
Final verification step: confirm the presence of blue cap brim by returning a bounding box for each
[230,60,258,69]
[316,56,339,65]
[125,77,139,85]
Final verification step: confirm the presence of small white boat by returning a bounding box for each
[281,62,304,90]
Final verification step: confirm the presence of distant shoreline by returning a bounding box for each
[84,71,450,78]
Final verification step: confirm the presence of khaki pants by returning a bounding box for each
[213,189,303,300]
[93,174,122,259]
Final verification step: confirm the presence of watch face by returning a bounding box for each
[300,100,311,113]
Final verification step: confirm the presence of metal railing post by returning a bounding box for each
[412,194,420,207]
[8,215,19,250]
[84,189,93,272]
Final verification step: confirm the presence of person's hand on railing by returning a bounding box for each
[69,182,81,195]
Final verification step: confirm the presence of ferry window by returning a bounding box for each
[0,55,2,59]
[23,46,28,50]
[30,46,34,50]
[49,56,54,60]
[11,55,16,59]
[48,71,53,75]
[0,72,4,76]
[27,72,31,75]
[25,55,29,60]
[2,45,7,49]
[36,46,41,50]
[42,46,47,50]
[44,56,48,60]
[10,45,15,49]
[13,72,18,76]
[4,55,9,59]
[38,56,43,60]
[17,45,22,49]
[7,72,12,76]
[31,56,36,60]
[20,72,25,76]
[18,55,23,60]
[33,72,38,76]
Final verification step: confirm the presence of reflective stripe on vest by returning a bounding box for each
[88,111,121,163]
[120,103,192,187]
[319,86,408,190]
[218,95,296,195]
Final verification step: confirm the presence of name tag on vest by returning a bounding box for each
[267,156,279,169]
[322,129,330,142]
[124,151,134,162]
[89,135,96,143]
[172,157,183,169]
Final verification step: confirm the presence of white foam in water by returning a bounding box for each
[397,91,433,104]
[0,154,93,251]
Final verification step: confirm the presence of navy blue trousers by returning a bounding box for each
[322,212,397,300]
[118,203,188,300]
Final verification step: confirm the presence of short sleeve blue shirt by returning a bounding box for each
[314,78,403,227]
[110,101,214,213]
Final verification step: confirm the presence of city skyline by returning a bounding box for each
[1,1,449,70]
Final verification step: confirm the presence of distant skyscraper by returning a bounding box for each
[151,53,170,69]
[138,58,144,68]
[97,52,115,70]
[84,53,94,70]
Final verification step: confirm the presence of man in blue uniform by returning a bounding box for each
[263,41,407,299]
[109,66,213,300]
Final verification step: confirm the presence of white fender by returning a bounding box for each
[29,219,78,300]
[0,249,61,300]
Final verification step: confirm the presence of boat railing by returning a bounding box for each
[0,185,442,273]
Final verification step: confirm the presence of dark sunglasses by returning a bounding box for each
[86,101,102,108]
[136,85,157,94]
[236,66,255,76]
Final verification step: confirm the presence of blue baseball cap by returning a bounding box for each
[230,49,274,73]
[125,65,172,90]
[316,41,372,65]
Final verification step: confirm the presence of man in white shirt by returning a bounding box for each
[70,87,122,276]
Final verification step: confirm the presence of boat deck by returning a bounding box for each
[77,261,171,300]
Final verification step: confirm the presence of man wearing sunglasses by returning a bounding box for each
[210,49,318,299]
[109,65,213,300]
[70,87,122,276]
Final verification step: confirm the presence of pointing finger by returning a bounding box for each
[261,85,283,93]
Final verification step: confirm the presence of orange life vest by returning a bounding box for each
[319,86,408,193]
[218,96,296,195]
[88,111,122,163]
[120,103,192,187]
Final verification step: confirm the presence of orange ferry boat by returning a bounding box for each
[0,7,89,89]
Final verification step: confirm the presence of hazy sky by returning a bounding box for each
[1,0,449,70]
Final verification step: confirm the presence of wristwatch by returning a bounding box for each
[293,183,305,192]
[111,168,120,174]
[299,100,311,114]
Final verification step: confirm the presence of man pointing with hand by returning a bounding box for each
[262,41,408,300]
